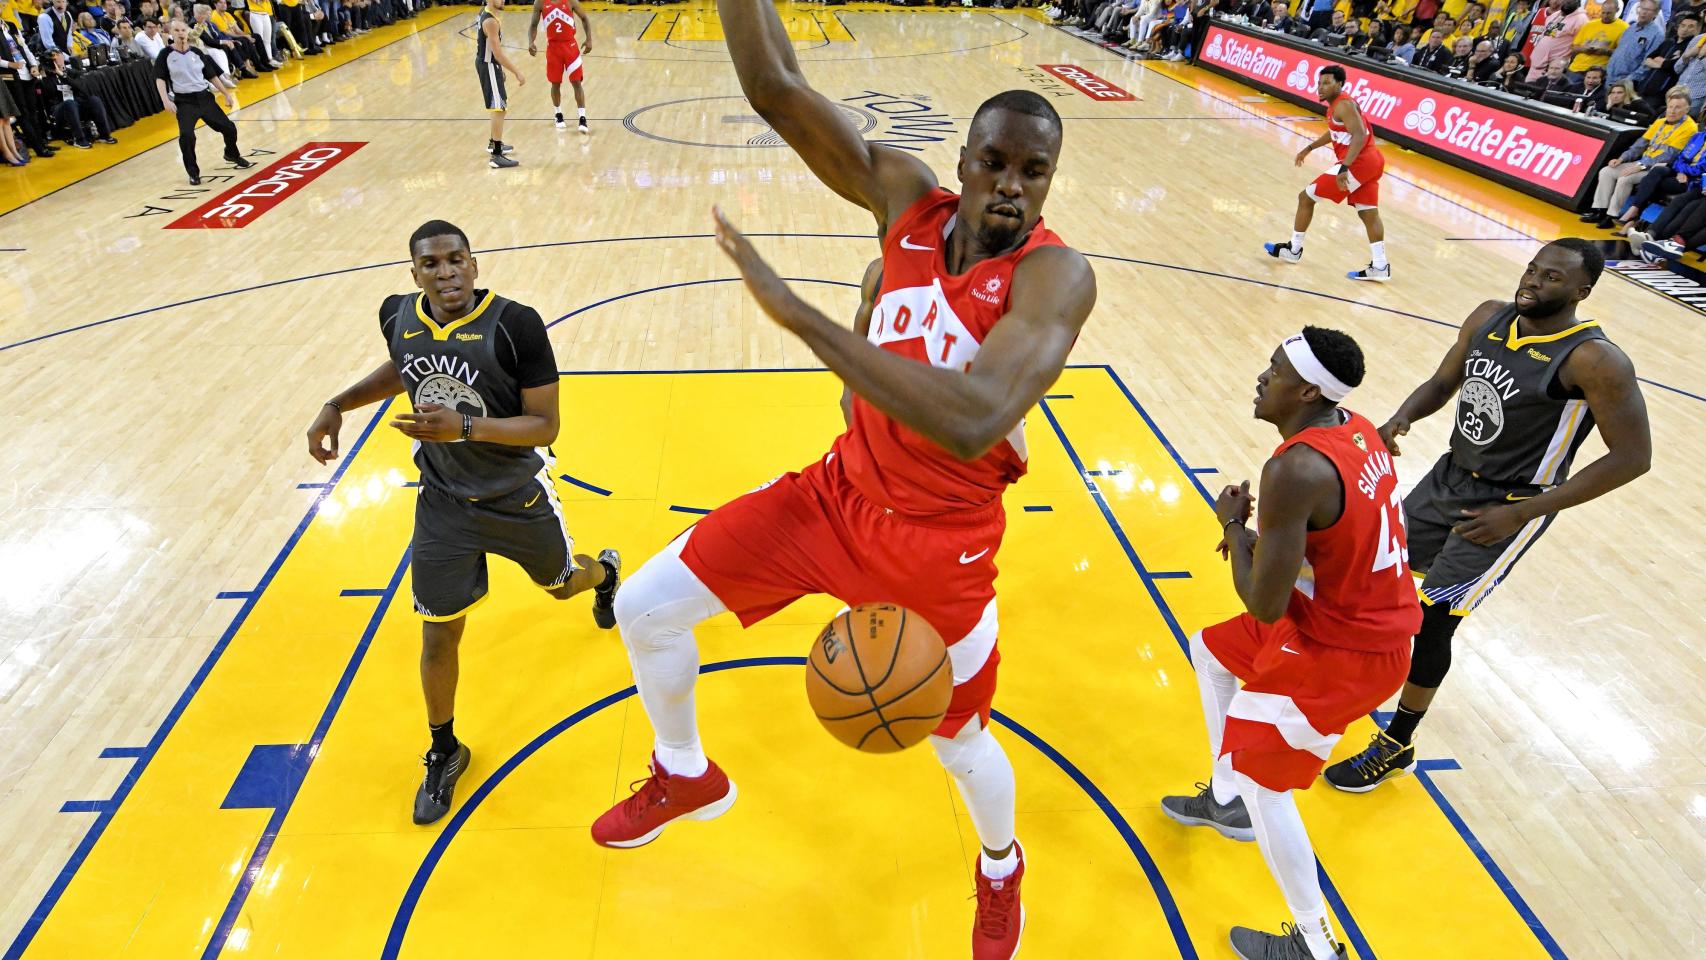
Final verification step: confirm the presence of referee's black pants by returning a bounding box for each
[173,90,241,178]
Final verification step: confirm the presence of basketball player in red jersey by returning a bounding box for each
[588,0,1095,955]
[1160,328,1420,960]
[526,0,591,134]
[1264,65,1391,283]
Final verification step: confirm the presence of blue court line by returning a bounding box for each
[1043,393,1074,400]
[1414,762,1566,959]
[219,744,315,811]
[1085,469,1125,477]
[401,480,421,488]
[215,591,253,600]
[56,801,109,814]
[558,472,613,497]
[339,588,388,597]
[1042,390,1384,959]
[1022,505,1053,512]
[381,657,1199,960]
[201,551,411,959]
[1150,571,1192,580]
[0,398,394,960]
[1091,364,1563,959]
[668,505,712,515]
[296,482,330,490]
[545,276,860,330]
[98,747,144,759]
[1189,467,1219,475]
[6,234,1700,405]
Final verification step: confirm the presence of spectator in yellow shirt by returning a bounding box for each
[1584,88,1699,225]
[1570,2,1627,76]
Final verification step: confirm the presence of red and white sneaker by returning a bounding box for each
[591,753,737,848]
[973,843,1026,959]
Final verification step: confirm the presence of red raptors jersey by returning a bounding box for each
[539,0,577,43]
[1273,409,1420,652]
[831,188,1066,518]
[1327,92,1384,164]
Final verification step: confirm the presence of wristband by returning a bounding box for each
[1223,517,1246,532]
[461,413,473,441]
[323,399,342,413]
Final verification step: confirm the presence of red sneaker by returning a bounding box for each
[973,843,1026,959]
[591,753,737,849]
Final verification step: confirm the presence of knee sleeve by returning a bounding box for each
[612,533,725,653]
[1407,602,1460,688]
[930,721,999,778]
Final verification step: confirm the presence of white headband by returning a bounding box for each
[1281,333,1354,402]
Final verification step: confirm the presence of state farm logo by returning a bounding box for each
[1404,97,1439,135]
[973,274,1004,304]
[1038,64,1135,101]
[166,142,366,229]
[1204,34,1224,60]
[1285,59,1313,92]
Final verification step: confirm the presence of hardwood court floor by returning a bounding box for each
[1,6,1702,958]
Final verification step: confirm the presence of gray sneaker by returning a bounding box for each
[1231,923,1347,960]
[591,548,621,630]
[488,152,519,169]
[1160,782,1254,841]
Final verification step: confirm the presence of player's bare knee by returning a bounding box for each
[421,618,464,654]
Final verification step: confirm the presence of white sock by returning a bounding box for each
[1291,230,1307,250]
[1236,772,1340,960]
[577,107,587,119]
[1189,632,1242,806]
[981,846,1019,880]
[1370,240,1388,269]
[616,535,726,780]
[931,721,1017,862]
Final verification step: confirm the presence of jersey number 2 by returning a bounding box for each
[1372,487,1409,577]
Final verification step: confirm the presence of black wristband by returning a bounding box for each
[461,413,473,441]
[1223,517,1245,532]
[324,399,342,413]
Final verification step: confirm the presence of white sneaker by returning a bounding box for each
[1263,240,1302,263]
[555,116,567,130]
[1348,263,1391,282]
[1624,229,1651,247]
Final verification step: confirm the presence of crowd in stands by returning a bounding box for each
[0,0,424,166]
[1051,0,1706,247]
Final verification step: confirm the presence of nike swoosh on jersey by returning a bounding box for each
[1487,332,1503,341]
[403,329,426,339]
[1280,644,1301,655]
[899,235,934,251]
[959,548,990,564]
[524,492,542,508]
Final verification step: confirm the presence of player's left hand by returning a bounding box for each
[713,206,804,330]
[583,38,593,54]
[1215,479,1254,527]
[1452,504,1526,545]
[391,403,463,442]
[1335,171,1351,194]
[528,43,537,56]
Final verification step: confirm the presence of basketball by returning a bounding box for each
[805,603,953,753]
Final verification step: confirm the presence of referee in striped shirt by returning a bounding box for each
[154,18,252,184]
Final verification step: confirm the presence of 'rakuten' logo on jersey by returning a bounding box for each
[167,142,366,229]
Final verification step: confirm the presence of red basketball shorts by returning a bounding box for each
[680,453,1005,739]
[1308,150,1385,208]
[1203,613,1409,791]
[546,39,583,84]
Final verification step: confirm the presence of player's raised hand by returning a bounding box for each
[713,206,805,331]
[391,403,463,442]
[1377,417,1409,456]
[1215,480,1254,527]
[307,404,342,464]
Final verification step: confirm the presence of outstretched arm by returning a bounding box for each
[716,209,1095,461]
[1379,299,1499,454]
[717,0,935,233]
[568,0,593,52]
[527,1,541,53]
[841,258,884,427]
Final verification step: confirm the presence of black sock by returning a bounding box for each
[430,718,457,755]
[1385,704,1425,746]
[596,558,618,591]
[555,111,564,120]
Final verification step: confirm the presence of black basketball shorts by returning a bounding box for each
[1403,453,1558,617]
[477,60,508,111]
[411,477,578,620]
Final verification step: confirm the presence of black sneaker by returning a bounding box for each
[413,741,471,825]
[97,136,117,145]
[1323,731,1415,793]
[1230,923,1347,960]
[578,117,589,136]
[591,548,621,630]
[189,174,202,185]
[1578,208,1605,223]
[229,156,255,169]
[1160,782,1254,841]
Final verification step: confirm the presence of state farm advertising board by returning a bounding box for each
[1195,24,1620,205]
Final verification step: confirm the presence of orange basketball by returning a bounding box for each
[805,603,952,753]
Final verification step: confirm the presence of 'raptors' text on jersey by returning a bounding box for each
[831,189,1067,518]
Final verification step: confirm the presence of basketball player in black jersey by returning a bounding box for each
[304,221,620,824]
[1326,238,1652,792]
[476,0,525,169]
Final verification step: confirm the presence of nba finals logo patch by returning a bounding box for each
[166,143,367,229]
